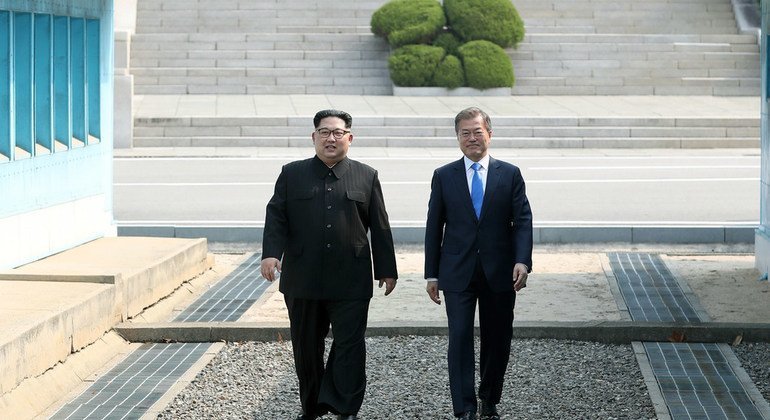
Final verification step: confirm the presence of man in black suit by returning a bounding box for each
[425,107,533,420]
[260,109,398,420]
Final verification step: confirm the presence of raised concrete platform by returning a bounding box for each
[0,237,213,413]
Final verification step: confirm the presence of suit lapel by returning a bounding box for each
[479,157,501,222]
[450,158,478,221]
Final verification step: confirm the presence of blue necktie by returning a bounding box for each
[471,162,483,218]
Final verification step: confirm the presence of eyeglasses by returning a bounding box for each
[315,128,351,140]
[459,129,488,140]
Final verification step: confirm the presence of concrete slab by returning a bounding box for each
[0,237,214,318]
[0,280,118,396]
[0,237,214,408]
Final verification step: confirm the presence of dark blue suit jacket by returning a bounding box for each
[424,157,533,293]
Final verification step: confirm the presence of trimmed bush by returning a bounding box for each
[432,32,462,56]
[388,45,446,87]
[371,0,446,47]
[432,55,465,89]
[444,0,525,48]
[457,40,514,89]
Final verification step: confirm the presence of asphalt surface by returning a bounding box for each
[113,147,760,227]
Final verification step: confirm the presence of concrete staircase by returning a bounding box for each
[130,0,392,95]
[130,0,759,97]
[130,0,760,148]
[512,0,760,95]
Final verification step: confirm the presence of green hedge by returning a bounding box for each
[433,55,465,89]
[373,0,523,90]
[370,0,445,47]
[444,0,525,48]
[388,45,446,87]
[458,40,514,89]
[432,32,462,56]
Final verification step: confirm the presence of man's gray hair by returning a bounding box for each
[454,107,492,133]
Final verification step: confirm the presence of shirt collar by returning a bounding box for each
[313,155,350,179]
[464,155,490,171]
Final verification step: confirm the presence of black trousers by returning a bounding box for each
[284,296,370,416]
[443,259,515,416]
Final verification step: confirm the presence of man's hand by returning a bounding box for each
[260,257,281,282]
[426,280,441,305]
[378,278,397,296]
[513,263,528,292]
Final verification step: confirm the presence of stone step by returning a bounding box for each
[132,83,393,95]
[131,32,385,45]
[132,136,759,148]
[137,0,388,10]
[521,33,758,44]
[135,25,376,34]
[0,237,213,400]
[133,115,759,147]
[134,115,760,128]
[510,84,758,96]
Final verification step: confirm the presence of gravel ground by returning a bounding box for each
[159,337,656,419]
[734,342,770,403]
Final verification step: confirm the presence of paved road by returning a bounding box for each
[114,148,760,227]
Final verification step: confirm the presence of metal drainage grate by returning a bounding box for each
[51,343,210,420]
[52,253,269,419]
[644,342,764,419]
[608,252,700,322]
[608,253,767,419]
[175,252,269,322]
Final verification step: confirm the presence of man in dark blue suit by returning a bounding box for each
[425,107,533,420]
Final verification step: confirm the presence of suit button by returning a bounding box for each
[326,224,331,228]
[327,205,332,209]
[327,187,332,191]
[326,244,331,248]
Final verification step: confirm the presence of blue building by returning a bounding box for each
[761,3,770,276]
[0,0,114,269]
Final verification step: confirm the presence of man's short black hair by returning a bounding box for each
[314,109,352,129]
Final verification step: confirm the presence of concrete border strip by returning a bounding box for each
[632,341,672,420]
[113,321,770,344]
[719,342,770,419]
[600,253,632,321]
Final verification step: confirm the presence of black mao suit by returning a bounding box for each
[425,156,533,415]
[262,155,397,416]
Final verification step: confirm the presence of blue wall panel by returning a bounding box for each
[0,0,115,270]
[13,12,33,155]
[70,17,85,143]
[86,18,99,140]
[34,13,52,152]
[53,15,70,148]
[0,11,11,160]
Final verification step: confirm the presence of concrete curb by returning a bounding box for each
[114,321,770,344]
[117,225,758,245]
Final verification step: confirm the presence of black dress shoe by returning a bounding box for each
[337,415,358,420]
[480,400,500,420]
[295,414,317,420]
[457,412,477,420]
